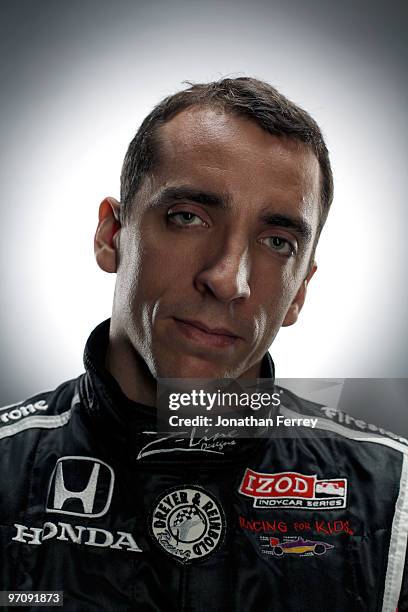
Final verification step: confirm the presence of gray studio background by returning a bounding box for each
[1,0,407,434]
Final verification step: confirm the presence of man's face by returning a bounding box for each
[112,107,321,379]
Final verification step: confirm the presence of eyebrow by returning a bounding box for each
[148,185,313,242]
[148,186,231,210]
[259,212,313,242]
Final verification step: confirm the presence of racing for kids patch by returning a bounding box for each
[259,535,335,558]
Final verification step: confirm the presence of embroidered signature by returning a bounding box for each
[136,427,238,459]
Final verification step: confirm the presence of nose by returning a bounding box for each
[194,240,251,303]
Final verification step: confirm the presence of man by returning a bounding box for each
[0,78,407,611]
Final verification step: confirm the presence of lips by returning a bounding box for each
[175,318,240,338]
[173,317,242,349]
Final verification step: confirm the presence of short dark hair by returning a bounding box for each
[120,77,333,238]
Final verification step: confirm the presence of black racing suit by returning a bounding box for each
[0,320,407,611]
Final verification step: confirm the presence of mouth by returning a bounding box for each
[173,318,241,349]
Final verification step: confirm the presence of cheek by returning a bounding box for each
[117,227,194,308]
[250,263,300,333]
[252,261,293,308]
[280,266,297,301]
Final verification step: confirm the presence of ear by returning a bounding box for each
[282,262,317,327]
[94,197,121,273]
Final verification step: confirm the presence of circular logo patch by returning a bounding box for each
[151,486,225,563]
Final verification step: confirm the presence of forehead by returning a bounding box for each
[149,106,321,220]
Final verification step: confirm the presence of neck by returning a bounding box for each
[105,323,269,405]
[106,334,157,407]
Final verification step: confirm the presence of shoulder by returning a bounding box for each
[0,377,79,445]
[0,378,80,523]
[278,384,408,456]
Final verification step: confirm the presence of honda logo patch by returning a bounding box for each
[46,456,115,517]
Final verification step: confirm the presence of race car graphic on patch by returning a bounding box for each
[260,535,334,558]
[150,486,225,563]
[239,468,348,510]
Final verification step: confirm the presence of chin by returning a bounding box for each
[156,354,237,380]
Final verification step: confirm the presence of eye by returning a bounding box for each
[167,210,208,227]
[260,235,295,256]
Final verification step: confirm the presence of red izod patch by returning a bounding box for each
[239,468,347,510]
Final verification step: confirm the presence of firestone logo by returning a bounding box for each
[239,468,348,510]
[0,400,48,424]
